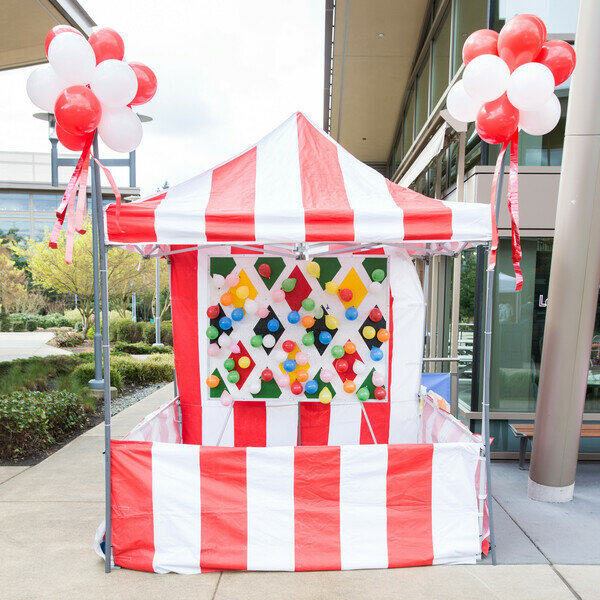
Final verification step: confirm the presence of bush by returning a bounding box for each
[115,319,142,343]
[161,321,173,346]
[113,341,173,355]
[54,331,85,347]
[12,321,25,332]
[111,355,174,386]
[72,363,123,390]
[0,390,87,460]
[26,320,37,331]
[140,321,155,344]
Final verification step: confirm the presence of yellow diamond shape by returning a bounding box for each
[339,267,368,308]
[228,269,258,308]
[278,343,311,384]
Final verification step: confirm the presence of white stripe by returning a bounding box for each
[440,199,492,243]
[337,146,404,243]
[266,402,298,446]
[246,446,295,570]
[431,443,481,564]
[152,442,201,574]
[328,402,362,445]
[154,171,213,244]
[202,402,234,446]
[340,445,388,569]
[254,114,305,242]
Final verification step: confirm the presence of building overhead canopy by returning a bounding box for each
[0,0,95,71]
[327,0,429,165]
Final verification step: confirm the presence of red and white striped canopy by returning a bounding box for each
[105,112,491,247]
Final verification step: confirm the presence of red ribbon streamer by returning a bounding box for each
[487,141,508,273]
[91,154,122,231]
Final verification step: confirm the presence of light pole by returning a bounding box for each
[153,258,164,347]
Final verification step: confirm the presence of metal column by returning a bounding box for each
[153,258,164,347]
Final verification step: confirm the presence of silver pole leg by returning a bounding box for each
[359,402,378,444]
[216,401,235,447]
[153,258,164,347]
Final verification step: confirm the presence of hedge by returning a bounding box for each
[72,363,123,390]
[113,341,173,355]
[54,331,85,347]
[9,313,71,330]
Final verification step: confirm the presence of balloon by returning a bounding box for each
[369,308,382,322]
[245,298,258,314]
[343,380,356,393]
[296,352,308,365]
[535,40,576,86]
[352,360,366,374]
[314,306,324,319]
[238,356,251,369]
[249,380,262,395]
[45,25,82,55]
[331,345,344,359]
[48,32,96,86]
[208,344,220,357]
[363,326,376,340]
[261,368,273,381]
[305,380,318,394]
[498,14,546,72]
[374,387,387,400]
[282,340,295,353]
[319,331,332,344]
[227,370,240,384]
[26,65,64,112]
[220,291,233,306]
[235,286,249,300]
[257,306,269,319]
[277,375,289,388]
[263,334,276,348]
[258,263,271,278]
[506,63,554,112]
[357,387,370,402]
[302,332,315,346]
[231,308,244,321]
[56,123,88,152]
[345,307,358,320]
[282,278,296,292]
[339,288,353,302]
[301,315,315,328]
[230,343,241,354]
[129,62,158,105]
[306,261,320,278]
[372,371,385,387]
[462,29,499,65]
[344,341,356,354]
[335,359,349,373]
[220,392,233,407]
[54,86,102,135]
[476,94,519,145]
[371,347,384,361]
[301,298,315,311]
[98,107,142,153]
[224,358,235,371]
[519,94,561,136]
[325,281,338,294]
[250,335,263,348]
[283,359,296,372]
[320,369,334,383]
[463,54,510,104]
[206,326,219,340]
[371,268,385,282]
[88,27,125,63]
[291,381,303,395]
[377,328,390,342]
[212,274,225,287]
[219,316,232,330]
[207,305,220,319]
[287,311,300,324]
[319,387,333,404]
[272,289,285,303]
[267,318,280,332]
[369,281,382,293]
[218,333,231,348]
[325,315,338,330]
[225,273,240,287]
[296,369,309,383]
[446,80,482,123]
[90,59,137,108]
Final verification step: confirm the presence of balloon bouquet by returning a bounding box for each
[26,26,157,263]
[445,14,576,290]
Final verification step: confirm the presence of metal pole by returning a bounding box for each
[92,134,112,573]
[153,258,164,347]
[423,258,430,361]
[131,292,136,322]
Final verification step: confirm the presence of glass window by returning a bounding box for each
[403,89,415,156]
[458,249,477,409]
[494,0,579,35]
[453,0,488,75]
[33,220,54,240]
[392,126,404,174]
[32,194,60,211]
[0,193,29,211]
[415,53,431,134]
[0,219,31,237]
[431,7,451,108]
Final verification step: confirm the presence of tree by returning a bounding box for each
[0,246,27,315]
[459,251,478,323]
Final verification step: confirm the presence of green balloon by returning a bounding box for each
[357,387,370,402]
[206,326,219,340]
[250,335,263,348]
[314,306,324,319]
[227,370,240,384]
[371,268,385,282]
[301,297,315,311]
[331,345,344,358]
[224,358,235,371]
[302,331,315,346]
[282,277,297,292]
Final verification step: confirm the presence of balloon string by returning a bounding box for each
[487,140,509,273]
[75,158,89,235]
[90,154,122,232]
[507,130,523,291]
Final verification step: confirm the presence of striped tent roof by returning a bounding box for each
[105,112,491,247]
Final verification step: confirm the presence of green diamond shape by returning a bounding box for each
[303,368,336,400]
[312,258,342,290]
[254,257,286,290]
[362,257,387,281]
[209,368,230,398]
[210,257,236,278]
[359,368,386,400]
[251,378,282,399]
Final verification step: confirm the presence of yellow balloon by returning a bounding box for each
[236,285,249,299]
[238,356,250,369]
[363,326,376,339]
[319,387,333,404]
[306,261,320,278]
[325,315,338,330]
[325,281,339,295]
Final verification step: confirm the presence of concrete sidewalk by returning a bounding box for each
[1,383,598,599]
[0,331,71,362]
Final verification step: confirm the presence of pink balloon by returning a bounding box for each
[208,344,220,357]
[220,392,233,407]
[320,369,333,383]
[230,343,241,354]
[276,375,290,388]
[372,371,385,387]
[225,273,240,287]
[296,352,308,365]
[257,306,269,319]
[272,289,285,303]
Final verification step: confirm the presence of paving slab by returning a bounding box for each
[0,331,71,362]
[555,565,600,600]
[0,465,29,484]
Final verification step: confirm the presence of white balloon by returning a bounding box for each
[369,281,381,293]
[212,274,225,287]
[446,80,481,123]
[462,54,510,104]
[244,298,258,314]
[519,94,561,136]
[263,334,276,348]
[26,65,64,112]
[90,60,138,108]
[218,333,231,348]
[249,381,261,394]
[507,63,555,112]
[352,360,366,374]
[48,32,96,86]
[98,107,142,153]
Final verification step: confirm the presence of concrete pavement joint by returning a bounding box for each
[211,571,223,600]
[0,467,30,486]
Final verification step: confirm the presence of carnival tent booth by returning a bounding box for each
[96,112,494,574]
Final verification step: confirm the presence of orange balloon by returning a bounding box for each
[377,328,390,342]
[296,369,309,382]
[220,292,233,306]
[344,341,356,354]
[301,315,315,328]
[206,375,220,388]
[343,379,356,393]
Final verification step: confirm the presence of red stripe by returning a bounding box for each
[205,147,257,242]
[385,181,453,240]
[297,113,354,241]
[230,245,264,255]
[233,401,267,447]
[106,193,165,243]
[387,444,434,567]
[171,248,202,444]
[111,440,155,572]
[199,447,247,570]
[294,446,341,570]
[298,403,330,445]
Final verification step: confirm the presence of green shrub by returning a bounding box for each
[54,332,85,347]
[26,320,37,331]
[11,321,25,332]
[111,355,174,386]
[0,390,87,460]
[114,318,142,343]
[63,309,82,328]
[72,363,123,390]
[161,321,173,346]
[113,341,173,355]
[140,321,155,344]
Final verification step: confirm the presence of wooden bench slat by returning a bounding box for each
[510,423,600,438]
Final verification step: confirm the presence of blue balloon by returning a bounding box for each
[370,347,384,361]
[319,331,332,344]
[219,316,232,330]
[283,359,296,372]
[231,308,244,321]
[287,311,300,324]
[305,379,318,394]
[267,318,280,332]
[345,307,358,321]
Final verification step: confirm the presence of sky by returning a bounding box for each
[0,0,325,195]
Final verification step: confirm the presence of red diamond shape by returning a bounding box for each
[333,344,363,382]
[284,265,312,311]
[227,340,255,389]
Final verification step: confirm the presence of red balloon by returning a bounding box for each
[476,94,519,145]
[339,288,353,302]
[535,40,576,85]
[335,358,349,373]
[207,305,220,319]
[369,307,382,322]
[56,123,88,151]
[462,29,499,65]
[54,86,102,135]
[129,62,158,106]
[45,25,82,56]
[88,27,125,64]
[258,263,271,278]
[498,14,546,72]
[261,368,273,382]
[374,386,387,400]
[291,381,303,395]
[282,340,295,353]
